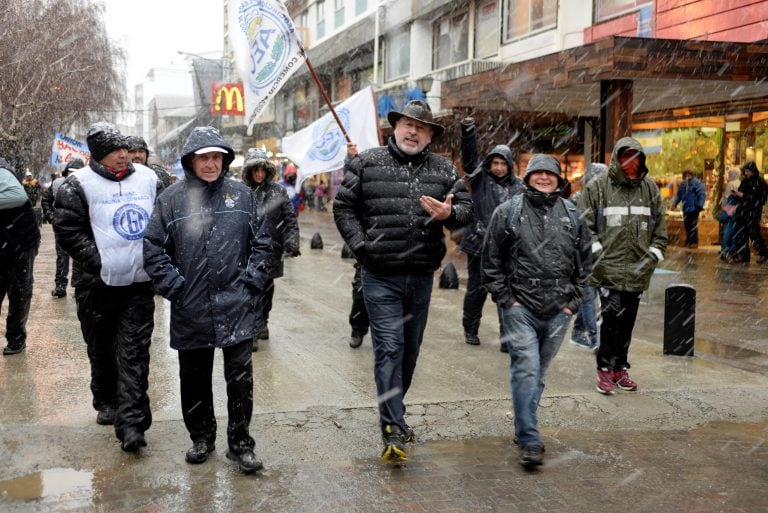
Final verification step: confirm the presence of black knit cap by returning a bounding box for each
[126,136,148,152]
[87,122,129,163]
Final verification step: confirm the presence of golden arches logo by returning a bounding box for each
[211,83,245,116]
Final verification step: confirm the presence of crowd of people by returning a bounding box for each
[1,101,766,474]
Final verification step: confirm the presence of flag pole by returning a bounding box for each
[303,55,352,144]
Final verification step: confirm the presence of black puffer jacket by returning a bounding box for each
[143,128,272,350]
[734,163,767,224]
[0,161,40,258]
[459,120,524,256]
[242,157,299,279]
[333,137,472,274]
[482,187,592,317]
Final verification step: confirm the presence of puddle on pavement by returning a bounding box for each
[0,468,92,502]
[696,339,765,360]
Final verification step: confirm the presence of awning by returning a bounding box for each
[442,36,768,120]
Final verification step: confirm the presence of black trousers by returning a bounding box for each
[349,263,369,336]
[596,288,642,370]
[0,245,37,347]
[178,339,255,453]
[462,252,490,336]
[261,278,275,324]
[54,239,70,289]
[75,282,154,440]
[683,211,700,244]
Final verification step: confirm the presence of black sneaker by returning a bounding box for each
[464,333,480,346]
[519,443,544,469]
[226,449,264,473]
[349,333,364,348]
[121,430,147,453]
[51,288,67,298]
[186,441,215,464]
[3,342,26,356]
[381,424,408,464]
[96,407,116,425]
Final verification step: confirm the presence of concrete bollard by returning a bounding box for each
[439,262,459,289]
[663,284,695,356]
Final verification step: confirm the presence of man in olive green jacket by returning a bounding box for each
[578,137,667,395]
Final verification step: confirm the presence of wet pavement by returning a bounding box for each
[1,209,767,512]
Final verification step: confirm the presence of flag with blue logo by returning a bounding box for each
[282,87,380,189]
[229,0,306,124]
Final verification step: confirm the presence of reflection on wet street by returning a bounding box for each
[1,218,767,512]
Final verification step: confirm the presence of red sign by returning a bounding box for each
[211,82,244,116]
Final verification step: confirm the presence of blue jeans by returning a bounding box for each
[571,286,598,346]
[721,218,737,256]
[361,268,433,434]
[501,304,571,447]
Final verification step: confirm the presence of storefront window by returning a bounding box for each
[475,0,499,59]
[433,10,469,70]
[595,0,652,23]
[503,0,557,43]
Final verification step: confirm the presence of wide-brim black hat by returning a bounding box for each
[387,100,445,137]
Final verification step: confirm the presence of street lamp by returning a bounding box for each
[415,75,434,97]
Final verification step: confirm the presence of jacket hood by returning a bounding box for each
[609,137,648,185]
[481,145,515,175]
[584,162,608,185]
[727,168,742,182]
[0,157,13,173]
[242,148,276,187]
[523,154,565,189]
[180,127,235,180]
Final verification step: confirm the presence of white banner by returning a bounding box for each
[51,132,90,167]
[282,87,380,189]
[228,0,306,124]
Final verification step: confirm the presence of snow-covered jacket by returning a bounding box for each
[0,163,40,257]
[482,187,591,317]
[333,136,472,274]
[458,120,524,257]
[673,176,706,213]
[578,137,667,292]
[53,161,157,288]
[242,158,299,279]
[143,127,272,350]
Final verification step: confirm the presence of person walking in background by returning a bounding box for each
[241,148,299,350]
[673,169,706,248]
[53,123,158,452]
[568,163,608,352]
[719,166,741,262]
[0,157,40,356]
[333,100,472,464]
[578,137,667,395]
[41,158,84,298]
[482,154,591,469]
[278,163,301,213]
[730,161,768,264]
[458,116,524,352]
[127,136,172,191]
[143,127,272,474]
[21,170,42,226]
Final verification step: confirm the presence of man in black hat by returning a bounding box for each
[127,135,172,190]
[54,122,158,453]
[334,100,472,464]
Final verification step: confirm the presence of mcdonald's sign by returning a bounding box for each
[211,82,244,116]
